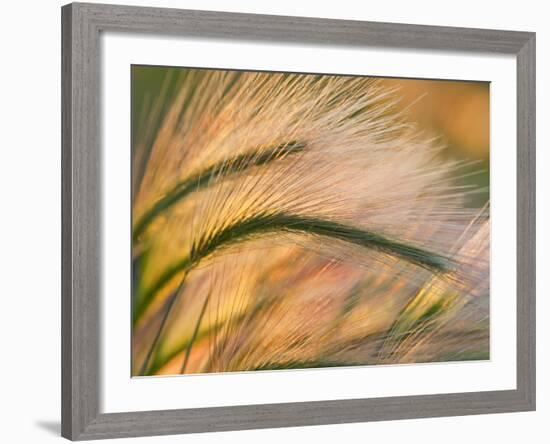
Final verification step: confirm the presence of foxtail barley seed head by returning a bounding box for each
[131,69,489,375]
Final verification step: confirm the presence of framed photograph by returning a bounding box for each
[61,2,535,440]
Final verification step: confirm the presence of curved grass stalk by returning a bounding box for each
[133,213,452,324]
[145,292,278,375]
[137,271,189,375]
[252,359,361,371]
[143,312,224,376]
[132,140,307,242]
[180,293,210,374]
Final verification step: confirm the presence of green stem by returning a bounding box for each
[133,140,307,242]
[180,294,210,374]
[138,271,188,376]
[134,213,452,325]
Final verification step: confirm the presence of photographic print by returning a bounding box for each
[131,66,490,377]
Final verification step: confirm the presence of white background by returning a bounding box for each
[102,34,517,413]
[0,0,546,443]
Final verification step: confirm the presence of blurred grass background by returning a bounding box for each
[380,78,489,208]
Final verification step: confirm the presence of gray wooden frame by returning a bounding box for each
[61,2,536,440]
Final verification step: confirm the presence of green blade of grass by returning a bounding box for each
[252,359,363,371]
[134,213,452,324]
[143,293,277,375]
[132,140,307,242]
[180,293,210,374]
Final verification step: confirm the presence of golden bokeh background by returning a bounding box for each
[380,78,489,207]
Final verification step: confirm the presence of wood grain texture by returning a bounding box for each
[76,390,532,440]
[76,2,531,53]
[516,35,536,409]
[62,3,101,439]
[61,2,536,440]
[61,4,73,438]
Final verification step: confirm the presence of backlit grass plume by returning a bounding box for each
[131,67,489,376]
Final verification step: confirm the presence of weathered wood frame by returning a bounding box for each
[61,2,536,440]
